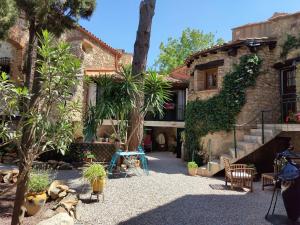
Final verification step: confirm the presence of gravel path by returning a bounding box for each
[57,152,289,225]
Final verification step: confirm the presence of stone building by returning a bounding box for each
[185,11,300,176]
[0,18,132,139]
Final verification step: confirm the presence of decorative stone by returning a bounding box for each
[58,191,67,198]
[57,162,73,170]
[37,212,74,225]
[57,184,69,191]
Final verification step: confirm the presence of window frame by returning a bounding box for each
[205,68,218,90]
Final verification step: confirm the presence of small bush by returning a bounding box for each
[28,170,51,193]
[83,163,106,183]
[187,161,198,169]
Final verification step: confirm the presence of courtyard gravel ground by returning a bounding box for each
[56,152,289,225]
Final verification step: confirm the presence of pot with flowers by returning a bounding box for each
[24,170,51,216]
[83,163,106,193]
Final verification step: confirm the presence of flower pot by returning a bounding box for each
[24,191,47,216]
[135,160,140,168]
[188,167,198,176]
[91,177,105,193]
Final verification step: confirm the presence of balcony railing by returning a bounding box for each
[145,105,185,122]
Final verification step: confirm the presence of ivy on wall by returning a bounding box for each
[281,34,300,58]
[185,54,262,163]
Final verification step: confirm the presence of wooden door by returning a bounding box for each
[281,67,297,121]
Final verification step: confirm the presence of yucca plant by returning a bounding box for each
[84,66,171,150]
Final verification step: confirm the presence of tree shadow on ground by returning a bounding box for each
[118,194,296,225]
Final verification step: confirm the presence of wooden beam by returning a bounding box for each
[195,59,224,70]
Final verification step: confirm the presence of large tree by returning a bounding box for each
[129,0,156,150]
[0,1,96,224]
[0,31,81,225]
[0,0,17,39]
[155,28,224,74]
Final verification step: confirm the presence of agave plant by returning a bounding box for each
[84,66,171,149]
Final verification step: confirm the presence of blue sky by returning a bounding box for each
[79,0,300,67]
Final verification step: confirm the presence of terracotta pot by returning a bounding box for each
[91,177,105,193]
[24,191,47,216]
[135,160,140,168]
[188,167,198,176]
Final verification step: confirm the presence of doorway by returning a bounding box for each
[281,66,297,121]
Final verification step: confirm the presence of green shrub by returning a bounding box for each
[28,170,51,193]
[83,163,106,183]
[187,161,198,169]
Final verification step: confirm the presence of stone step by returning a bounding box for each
[220,154,233,168]
[197,166,209,177]
[250,128,275,136]
[257,124,277,129]
[208,160,220,175]
[229,147,246,158]
[237,141,260,153]
[243,135,273,144]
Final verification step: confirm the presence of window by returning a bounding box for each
[287,70,296,87]
[205,68,218,89]
[0,57,11,76]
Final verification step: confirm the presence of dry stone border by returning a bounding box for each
[37,180,80,224]
[0,168,19,184]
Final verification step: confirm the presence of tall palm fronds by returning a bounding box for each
[83,66,171,148]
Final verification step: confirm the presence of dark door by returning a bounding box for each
[281,67,297,121]
[176,128,184,158]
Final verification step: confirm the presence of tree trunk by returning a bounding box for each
[11,24,39,225]
[129,0,156,150]
[11,162,29,225]
[24,19,37,91]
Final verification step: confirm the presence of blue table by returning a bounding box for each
[108,148,149,177]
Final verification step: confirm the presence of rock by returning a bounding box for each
[42,209,57,219]
[12,169,19,174]
[48,180,63,200]
[55,206,68,214]
[57,184,69,191]
[3,172,12,183]
[32,161,46,169]
[74,200,82,220]
[47,160,58,169]
[50,187,61,200]
[58,191,67,198]
[67,189,76,194]
[37,212,74,225]
[57,162,73,170]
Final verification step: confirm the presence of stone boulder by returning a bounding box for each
[37,212,74,225]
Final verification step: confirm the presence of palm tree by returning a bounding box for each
[84,67,171,150]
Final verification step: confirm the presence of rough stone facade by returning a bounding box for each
[187,11,300,158]
[1,19,132,139]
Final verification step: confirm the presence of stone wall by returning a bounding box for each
[187,45,281,157]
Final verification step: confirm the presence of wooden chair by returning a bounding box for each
[223,158,255,192]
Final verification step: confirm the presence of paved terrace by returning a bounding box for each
[56,152,288,225]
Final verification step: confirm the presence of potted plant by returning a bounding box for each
[83,163,106,193]
[24,170,50,216]
[83,150,96,163]
[187,161,198,176]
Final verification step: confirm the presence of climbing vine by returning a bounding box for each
[185,54,262,163]
[281,33,300,58]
